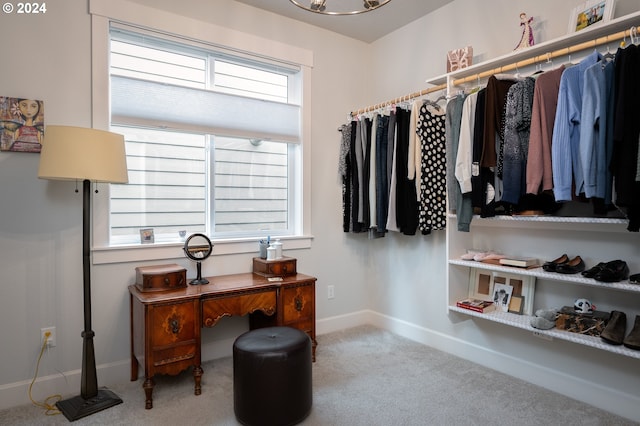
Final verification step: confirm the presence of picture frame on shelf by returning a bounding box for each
[468,269,494,301]
[568,0,616,33]
[508,295,525,314]
[492,282,513,312]
[468,269,536,315]
[140,228,155,244]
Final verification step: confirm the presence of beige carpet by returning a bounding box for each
[1,325,636,425]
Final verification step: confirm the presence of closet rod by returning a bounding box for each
[350,82,447,117]
[452,24,640,87]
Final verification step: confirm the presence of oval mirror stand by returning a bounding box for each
[183,233,213,285]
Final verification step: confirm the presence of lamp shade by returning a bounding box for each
[38,125,128,183]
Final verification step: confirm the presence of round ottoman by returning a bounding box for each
[233,326,312,426]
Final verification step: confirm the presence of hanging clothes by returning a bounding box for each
[480,75,517,215]
[417,102,447,234]
[501,77,536,205]
[446,93,471,231]
[393,106,419,235]
[471,88,487,212]
[612,43,640,231]
[338,123,352,232]
[526,65,565,195]
[386,109,400,232]
[375,113,390,234]
[552,50,602,202]
[579,58,615,210]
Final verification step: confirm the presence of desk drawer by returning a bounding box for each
[253,257,296,277]
[150,301,197,347]
[153,342,197,368]
[202,291,277,327]
[282,283,314,323]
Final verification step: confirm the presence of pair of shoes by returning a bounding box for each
[582,262,607,278]
[556,256,585,274]
[530,308,557,330]
[601,312,640,350]
[460,250,505,262]
[593,260,629,283]
[542,254,568,272]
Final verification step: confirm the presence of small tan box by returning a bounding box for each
[135,263,187,292]
[252,256,297,277]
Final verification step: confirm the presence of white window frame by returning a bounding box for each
[89,0,313,264]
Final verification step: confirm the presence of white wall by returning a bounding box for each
[0,0,639,421]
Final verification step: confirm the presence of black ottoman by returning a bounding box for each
[233,326,312,426]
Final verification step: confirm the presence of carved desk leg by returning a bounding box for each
[143,377,154,409]
[193,365,203,395]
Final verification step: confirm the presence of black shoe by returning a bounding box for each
[630,273,640,284]
[594,260,629,283]
[542,254,569,272]
[582,262,606,278]
[556,256,585,274]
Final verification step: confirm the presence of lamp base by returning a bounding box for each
[56,388,123,421]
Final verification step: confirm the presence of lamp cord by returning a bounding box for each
[28,334,62,416]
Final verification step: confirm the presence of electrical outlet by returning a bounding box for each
[41,327,56,347]
[327,285,335,299]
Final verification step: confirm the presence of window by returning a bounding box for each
[108,27,302,245]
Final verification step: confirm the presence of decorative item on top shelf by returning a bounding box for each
[514,12,534,50]
[446,46,473,72]
[568,0,616,33]
[468,268,536,315]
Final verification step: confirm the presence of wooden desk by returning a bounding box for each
[129,272,316,409]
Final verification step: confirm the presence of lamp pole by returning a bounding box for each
[55,179,123,421]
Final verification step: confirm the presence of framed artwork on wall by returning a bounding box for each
[568,0,616,33]
[0,96,45,153]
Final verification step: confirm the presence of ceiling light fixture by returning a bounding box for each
[289,0,392,15]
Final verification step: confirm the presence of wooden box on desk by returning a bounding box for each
[253,256,297,277]
[135,263,187,292]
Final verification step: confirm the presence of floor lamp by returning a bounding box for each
[38,125,128,421]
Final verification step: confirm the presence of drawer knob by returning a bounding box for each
[170,319,180,334]
[164,277,170,284]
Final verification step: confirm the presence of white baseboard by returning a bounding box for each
[3,311,639,423]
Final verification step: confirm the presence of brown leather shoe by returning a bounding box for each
[623,315,640,350]
[601,311,626,345]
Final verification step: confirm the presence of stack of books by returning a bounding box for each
[498,256,539,268]
[456,298,495,313]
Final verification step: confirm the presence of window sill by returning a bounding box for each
[92,235,313,265]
